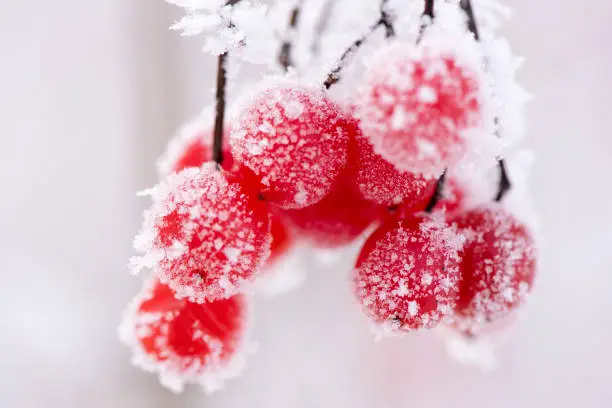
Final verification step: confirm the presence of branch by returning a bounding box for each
[460,0,512,202]
[278,1,303,71]
[213,52,228,166]
[323,0,395,89]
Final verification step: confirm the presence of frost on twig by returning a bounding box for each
[167,0,278,65]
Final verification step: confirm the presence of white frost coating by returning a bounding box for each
[119,278,257,393]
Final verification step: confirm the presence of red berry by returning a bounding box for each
[132,164,271,302]
[120,278,250,392]
[353,215,462,333]
[230,86,351,209]
[157,118,234,175]
[353,129,437,208]
[357,43,481,176]
[282,168,384,248]
[451,206,537,334]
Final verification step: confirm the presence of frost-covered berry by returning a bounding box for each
[451,206,537,334]
[356,43,481,176]
[353,128,437,208]
[120,278,251,393]
[157,118,234,176]
[131,164,271,302]
[230,85,351,209]
[353,215,462,333]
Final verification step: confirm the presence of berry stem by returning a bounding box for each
[213,0,243,166]
[425,170,446,213]
[417,0,449,213]
[459,0,512,202]
[213,52,228,166]
[278,0,303,71]
[323,0,395,89]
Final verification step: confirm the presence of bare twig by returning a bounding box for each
[323,0,395,89]
[460,0,512,202]
[213,52,228,166]
[213,0,243,166]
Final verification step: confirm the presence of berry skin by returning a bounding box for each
[120,278,250,393]
[356,43,481,176]
[230,86,352,209]
[451,206,537,334]
[132,163,271,303]
[353,129,437,208]
[353,215,463,333]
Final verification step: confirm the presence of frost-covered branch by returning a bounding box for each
[278,1,303,71]
[323,0,395,89]
[460,0,512,202]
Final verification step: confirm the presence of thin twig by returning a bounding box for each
[323,0,395,89]
[212,0,243,166]
[213,52,228,166]
[460,0,512,202]
[278,1,303,71]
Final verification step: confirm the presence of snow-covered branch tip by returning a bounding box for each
[323,0,395,89]
[460,0,512,202]
[278,1,303,71]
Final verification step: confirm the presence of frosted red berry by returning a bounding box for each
[132,163,271,302]
[230,85,351,209]
[120,278,250,392]
[357,43,481,176]
[353,215,462,332]
[451,206,537,334]
[353,129,437,208]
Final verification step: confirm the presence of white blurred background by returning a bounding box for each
[1,1,611,407]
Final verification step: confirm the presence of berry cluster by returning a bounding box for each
[120,0,537,393]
